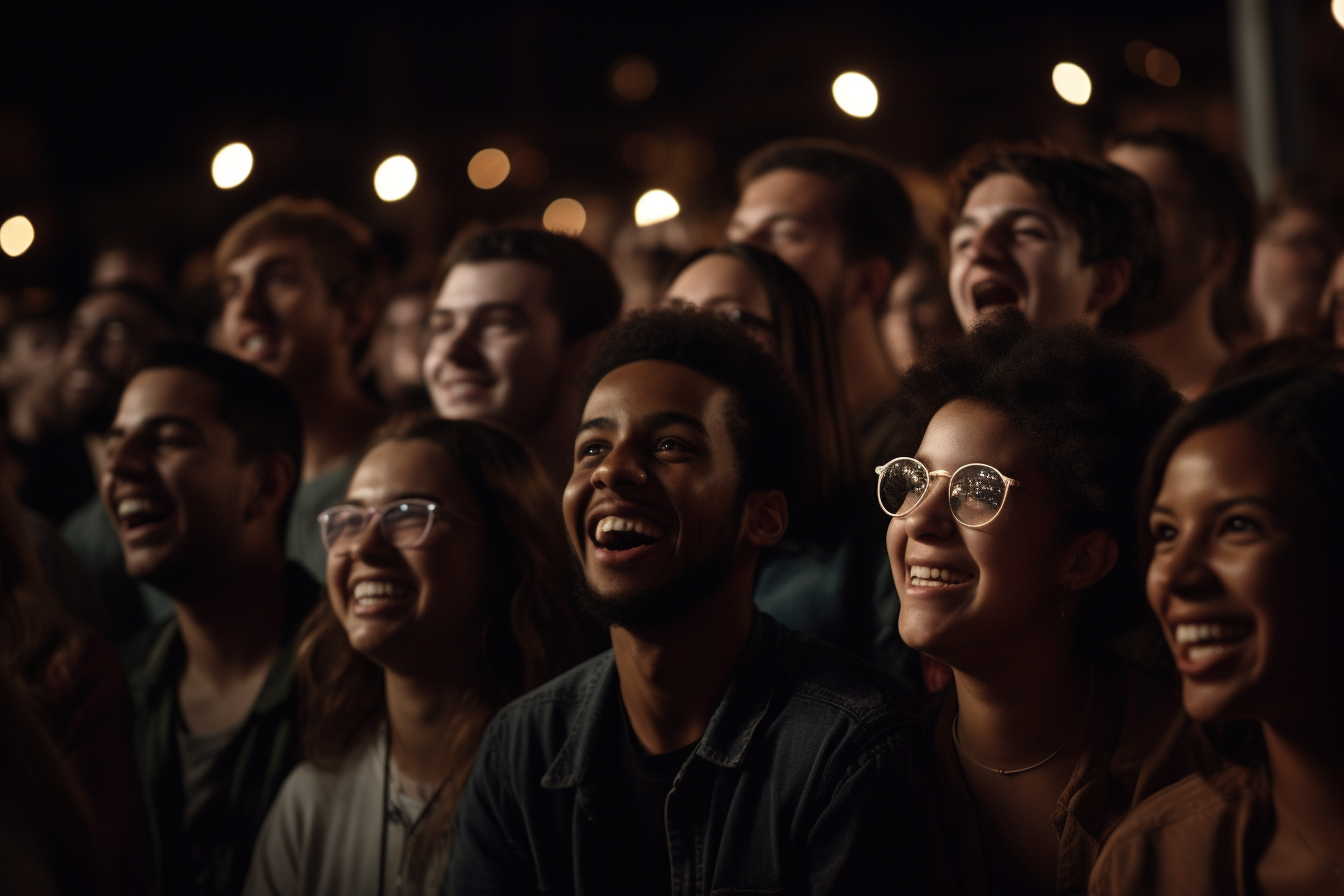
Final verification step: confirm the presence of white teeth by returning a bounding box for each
[908,565,970,586]
[1187,643,1237,662]
[243,334,269,354]
[1174,622,1250,645]
[595,516,665,541]
[352,581,411,604]
[117,498,156,519]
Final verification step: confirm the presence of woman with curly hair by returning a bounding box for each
[245,416,589,896]
[880,312,1188,893]
[1090,366,1344,894]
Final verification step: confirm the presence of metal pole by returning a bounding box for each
[1228,0,1309,198]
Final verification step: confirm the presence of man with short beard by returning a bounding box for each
[450,306,915,895]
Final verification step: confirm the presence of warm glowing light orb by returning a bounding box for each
[1145,48,1181,87]
[0,216,34,257]
[634,189,680,227]
[832,72,879,118]
[1052,63,1092,105]
[468,149,511,190]
[611,56,658,102]
[1332,0,1343,29]
[374,155,417,201]
[211,143,253,189]
[543,198,587,236]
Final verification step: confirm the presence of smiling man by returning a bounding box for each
[215,196,384,581]
[111,343,317,896]
[422,228,621,493]
[450,306,915,895]
[947,145,1160,335]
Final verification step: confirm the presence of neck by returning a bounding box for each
[384,669,475,785]
[1129,285,1228,400]
[835,306,898,422]
[950,627,1088,769]
[1263,716,1344,860]
[611,564,756,754]
[288,370,381,481]
[173,549,288,685]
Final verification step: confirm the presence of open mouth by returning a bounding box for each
[1173,620,1252,664]
[350,580,415,614]
[237,330,281,361]
[591,515,666,553]
[971,279,1021,312]
[115,496,173,533]
[908,565,972,588]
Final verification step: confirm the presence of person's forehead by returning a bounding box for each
[735,168,839,225]
[918,399,1032,469]
[960,173,1063,221]
[435,259,553,312]
[1107,145,1191,207]
[75,290,156,324]
[1162,422,1285,498]
[348,438,467,504]
[584,359,731,426]
[670,254,757,300]
[223,235,315,276]
[117,368,224,427]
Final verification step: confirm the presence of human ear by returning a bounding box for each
[842,256,895,313]
[742,490,789,548]
[1084,258,1131,319]
[1061,529,1118,592]
[243,452,298,523]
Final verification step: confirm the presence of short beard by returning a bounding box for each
[572,511,743,633]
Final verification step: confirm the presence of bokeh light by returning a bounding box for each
[467,148,511,189]
[1124,40,1154,77]
[1051,62,1092,105]
[1144,48,1181,87]
[0,216,35,257]
[611,55,658,102]
[543,198,587,236]
[374,155,417,201]
[832,72,879,118]
[634,189,679,226]
[1332,0,1343,28]
[211,142,253,189]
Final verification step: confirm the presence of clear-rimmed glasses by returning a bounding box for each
[317,499,477,553]
[874,457,1021,528]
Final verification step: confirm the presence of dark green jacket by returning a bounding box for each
[121,563,318,896]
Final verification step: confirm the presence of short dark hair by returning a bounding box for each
[581,305,807,514]
[890,311,1181,645]
[949,143,1161,333]
[436,228,621,343]
[215,196,377,313]
[1108,129,1257,338]
[738,137,917,274]
[140,342,304,532]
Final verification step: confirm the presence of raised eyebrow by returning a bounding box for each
[576,416,615,437]
[647,411,707,435]
[143,415,205,434]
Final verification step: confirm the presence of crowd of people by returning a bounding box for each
[1,128,1343,896]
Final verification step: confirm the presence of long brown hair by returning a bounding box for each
[296,415,588,885]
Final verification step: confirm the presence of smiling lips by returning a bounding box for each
[1173,621,1252,664]
[350,580,414,616]
[114,496,171,533]
[592,515,665,552]
[971,279,1021,312]
[908,565,972,588]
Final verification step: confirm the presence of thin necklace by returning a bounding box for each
[952,711,1070,776]
[379,726,450,896]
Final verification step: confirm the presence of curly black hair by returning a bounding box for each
[888,311,1181,644]
[580,305,807,516]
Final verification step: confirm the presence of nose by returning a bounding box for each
[443,322,486,369]
[590,440,647,493]
[1149,534,1220,603]
[105,431,152,485]
[967,223,1010,267]
[342,512,399,564]
[900,475,956,541]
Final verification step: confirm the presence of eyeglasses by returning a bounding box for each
[317,499,477,553]
[874,457,1021,528]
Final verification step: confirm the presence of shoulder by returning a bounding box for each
[118,615,178,692]
[777,623,910,728]
[481,652,612,751]
[1091,765,1260,895]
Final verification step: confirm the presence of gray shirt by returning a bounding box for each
[244,732,445,896]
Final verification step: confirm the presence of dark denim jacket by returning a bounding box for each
[449,612,918,895]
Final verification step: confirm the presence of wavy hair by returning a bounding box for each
[295,415,588,885]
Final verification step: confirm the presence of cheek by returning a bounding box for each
[885,518,908,585]
[325,552,350,614]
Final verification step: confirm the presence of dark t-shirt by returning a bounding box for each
[611,703,697,896]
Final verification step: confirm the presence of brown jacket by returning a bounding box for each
[916,656,1189,895]
[1088,763,1268,896]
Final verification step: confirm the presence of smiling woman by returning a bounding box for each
[884,312,1185,894]
[1091,366,1344,895]
[243,416,588,896]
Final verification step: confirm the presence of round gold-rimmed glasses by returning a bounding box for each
[874,457,1022,528]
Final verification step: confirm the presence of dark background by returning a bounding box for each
[3,1,1342,299]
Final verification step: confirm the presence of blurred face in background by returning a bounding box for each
[422,260,566,438]
[949,173,1121,331]
[1249,207,1337,341]
[216,236,354,387]
[369,290,431,407]
[59,290,172,433]
[880,252,960,373]
[1321,251,1344,349]
[728,169,848,318]
[664,254,777,352]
